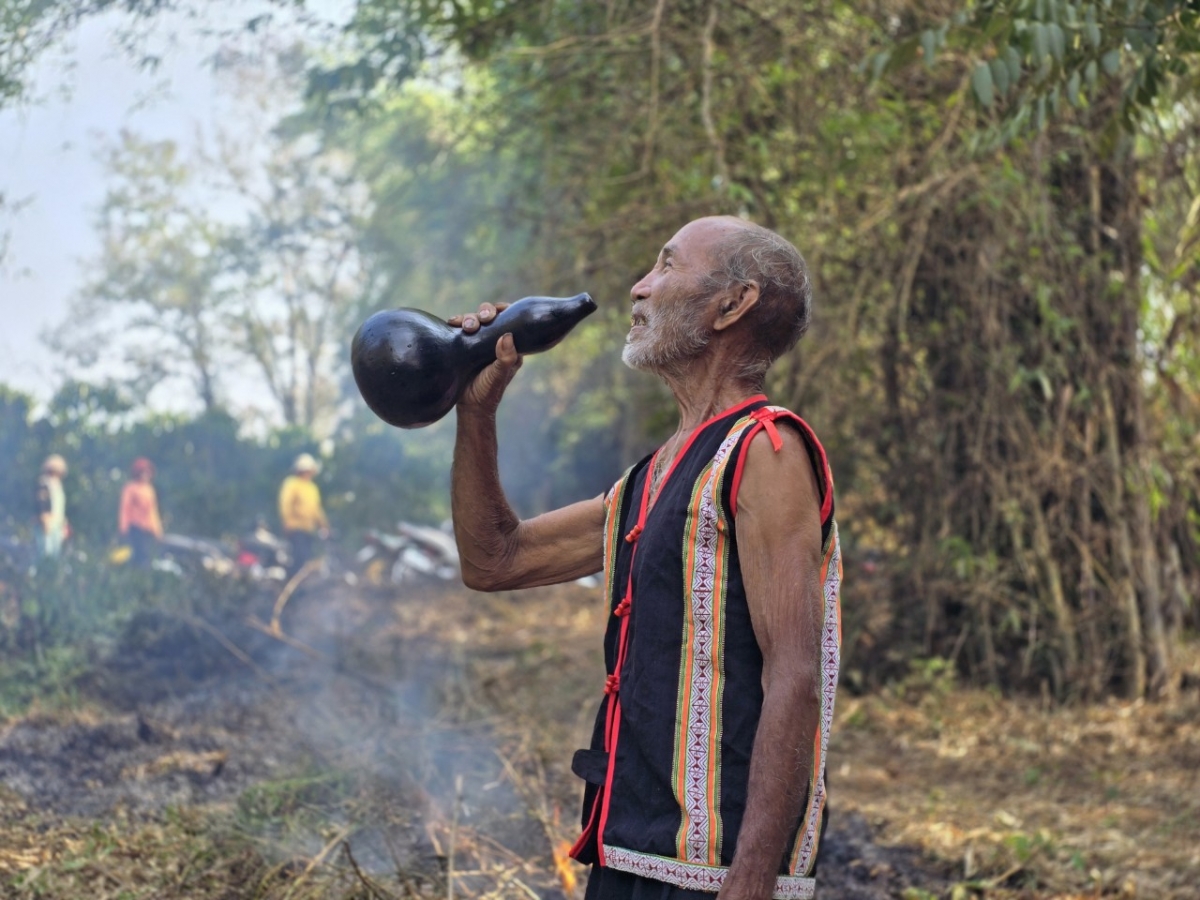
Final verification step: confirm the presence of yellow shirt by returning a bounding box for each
[279,475,328,533]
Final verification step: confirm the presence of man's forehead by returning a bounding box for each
[665,217,743,255]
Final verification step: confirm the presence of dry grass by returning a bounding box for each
[1,579,1197,899]
[830,647,1200,898]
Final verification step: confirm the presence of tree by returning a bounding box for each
[51,132,231,413]
[52,46,372,434]
[218,132,369,432]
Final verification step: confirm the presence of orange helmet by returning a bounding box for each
[131,457,155,477]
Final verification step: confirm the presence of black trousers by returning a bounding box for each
[285,530,317,577]
[127,526,157,568]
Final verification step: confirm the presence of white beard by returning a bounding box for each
[622,299,711,375]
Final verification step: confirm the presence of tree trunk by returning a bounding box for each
[1029,498,1077,687]
[1078,415,1105,697]
[1113,162,1172,698]
[1102,384,1146,698]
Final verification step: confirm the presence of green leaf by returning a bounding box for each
[1085,58,1099,86]
[1033,22,1049,60]
[921,30,937,69]
[1048,23,1066,59]
[1101,48,1121,74]
[1005,45,1023,84]
[984,13,1011,40]
[871,50,891,79]
[1086,21,1101,48]
[1036,94,1047,129]
[973,62,996,106]
[885,37,921,73]
[1067,68,1082,105]
[991,57,1012,95]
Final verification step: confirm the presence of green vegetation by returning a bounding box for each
[315,0,1200,699]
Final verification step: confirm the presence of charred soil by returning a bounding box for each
[3,578,1191,898]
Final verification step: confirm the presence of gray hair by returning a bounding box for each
[702,223,812,385]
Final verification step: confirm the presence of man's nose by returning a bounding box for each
[630,275,651,302]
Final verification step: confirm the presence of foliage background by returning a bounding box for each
[2,0,1199,700]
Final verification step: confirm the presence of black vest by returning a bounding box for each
[570,396,842,900]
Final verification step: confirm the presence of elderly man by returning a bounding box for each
[451,216,841,900]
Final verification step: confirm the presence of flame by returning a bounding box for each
[552,840,578,896]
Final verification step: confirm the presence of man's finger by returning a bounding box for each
[452,301,511,331]
[496,332,520,365]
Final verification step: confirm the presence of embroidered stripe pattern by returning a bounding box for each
[603,845,816,900]
[790,522,842,875]
[602,471,632,607]
[673,417,753,864]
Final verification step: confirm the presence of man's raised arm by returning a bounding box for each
[450,307,605,591]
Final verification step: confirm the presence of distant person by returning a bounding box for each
[119,457,163,567]
[35,454,69,559]
[279,453,329,576]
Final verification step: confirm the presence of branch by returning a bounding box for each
[641,0,669,174]
[700,0,729,189]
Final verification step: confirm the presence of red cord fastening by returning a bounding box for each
[750,408,784,452]
[604,674,620,695]
[624,524,643,543]
[614,597,631,617]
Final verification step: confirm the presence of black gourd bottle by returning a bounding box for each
[351,293,597,428]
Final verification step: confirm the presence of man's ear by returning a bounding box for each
[713,281,760,331]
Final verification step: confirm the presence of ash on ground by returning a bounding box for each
[0,579,952,899]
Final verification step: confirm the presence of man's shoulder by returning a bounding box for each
[726,405,834,523]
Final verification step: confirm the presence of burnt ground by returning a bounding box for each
[0,578,962,899]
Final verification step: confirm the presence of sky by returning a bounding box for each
[0,1,348,407]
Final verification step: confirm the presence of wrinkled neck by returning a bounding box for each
[660,342,763,433]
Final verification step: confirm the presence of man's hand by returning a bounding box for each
[448,303,520,416]
[448,297,604,590]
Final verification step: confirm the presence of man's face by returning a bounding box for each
[623,219,730,374]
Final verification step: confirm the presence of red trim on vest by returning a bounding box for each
[569,779,604,858]
[729,409,834,524]
[749,407,785,451]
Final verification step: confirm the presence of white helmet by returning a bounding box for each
[42,454,67,476]
[293,453,320,474]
